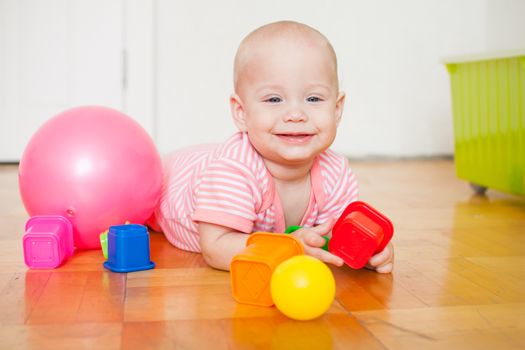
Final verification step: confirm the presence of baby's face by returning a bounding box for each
[233,37,344,167]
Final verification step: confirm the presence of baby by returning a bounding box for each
[151,21,394,273]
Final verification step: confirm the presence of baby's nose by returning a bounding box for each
[284,112,306,122]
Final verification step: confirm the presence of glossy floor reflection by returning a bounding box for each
[1,161,524,349]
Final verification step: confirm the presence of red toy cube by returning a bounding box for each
[329,201,393,269]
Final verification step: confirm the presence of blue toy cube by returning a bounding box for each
[103,224,155,273]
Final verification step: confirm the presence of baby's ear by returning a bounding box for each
[335,92,346,125]
[230,93,247,132]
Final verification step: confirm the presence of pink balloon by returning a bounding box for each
[19,106,163,250]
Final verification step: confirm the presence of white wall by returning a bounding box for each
[485,0,525,51]
[155,0,489,157]
[2,0,523,161]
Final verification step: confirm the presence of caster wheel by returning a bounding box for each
[470,182,487,195]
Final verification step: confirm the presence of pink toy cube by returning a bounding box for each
[23,216,74,269]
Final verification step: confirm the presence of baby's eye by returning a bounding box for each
[306,96,322,103]
[265,96,282,103]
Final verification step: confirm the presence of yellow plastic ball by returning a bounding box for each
[270,255,335,320]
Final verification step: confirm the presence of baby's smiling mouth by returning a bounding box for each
[275,133,314,143]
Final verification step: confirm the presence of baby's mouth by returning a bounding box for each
[275,133,314,143]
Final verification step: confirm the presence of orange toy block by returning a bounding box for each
[230,232,304,306]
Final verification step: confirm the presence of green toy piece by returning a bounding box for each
[100,232,108,259]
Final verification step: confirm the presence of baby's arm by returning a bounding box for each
[198,222,249,271]
[198,220,346,270]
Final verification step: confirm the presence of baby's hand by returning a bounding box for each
[366,242,394,273]
[289,220,344,267]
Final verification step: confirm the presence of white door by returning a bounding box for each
[0,0,128,161]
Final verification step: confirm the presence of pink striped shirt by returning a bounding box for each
[154,132,359,252]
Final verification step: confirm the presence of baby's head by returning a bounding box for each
[230,21,345,169]
[233,21,339,93]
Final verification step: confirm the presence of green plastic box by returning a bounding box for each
[444,49,525,195]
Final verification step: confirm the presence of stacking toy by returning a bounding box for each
[100,221,130,259]
[230,232,303,306]
[329,201,393,269]
[284,201,393,269]
[23,215,74,269]
[270,255,335,321]
[100,232,108,259]
[103,224,155,273]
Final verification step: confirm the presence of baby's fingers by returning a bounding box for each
[368,246,391,266]
[309,218,336,234]
[376,263,393,274]
[290,229,326,248]
[366,243,394,274]
[303,232,327,248]
[305,247,344,267]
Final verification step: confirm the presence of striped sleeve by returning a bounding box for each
[317,151,359,223]
[192,157,260,233]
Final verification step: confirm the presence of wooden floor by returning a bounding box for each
[1,160,524,349]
